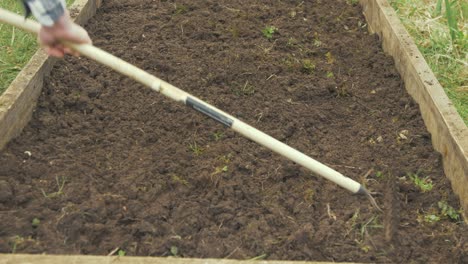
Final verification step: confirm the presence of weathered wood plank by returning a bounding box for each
[0,254,355,264]
[359,0,468,220]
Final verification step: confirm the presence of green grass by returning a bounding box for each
[389,0,468,125]
[0,0,74,95]
[0,0,37,94]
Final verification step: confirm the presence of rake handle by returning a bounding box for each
[0,8,367,195]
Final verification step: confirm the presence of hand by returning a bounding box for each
[38,11,92,58]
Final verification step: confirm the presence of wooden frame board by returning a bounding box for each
[0,254,355,264]
[359,0,468,221]
[0,0,466,263]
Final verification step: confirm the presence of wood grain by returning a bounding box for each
[360,0,468,221]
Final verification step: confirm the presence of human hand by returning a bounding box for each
[38,11,92,58]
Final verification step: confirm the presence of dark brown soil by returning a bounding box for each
[0,0,466,262]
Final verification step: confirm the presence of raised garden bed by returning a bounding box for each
[0,0,466,263]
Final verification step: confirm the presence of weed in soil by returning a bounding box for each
[189,141,204,156]
[31,218,40,228]
[301,59,316,74]
[408,172,433,192]
[262,26,278,40]
[438,200,461,221]
[40,176,66,198]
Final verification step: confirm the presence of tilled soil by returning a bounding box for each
[0,0,466,262]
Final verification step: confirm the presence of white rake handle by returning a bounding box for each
[0,8,367,195]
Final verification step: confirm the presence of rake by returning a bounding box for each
[0,8,379,207]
